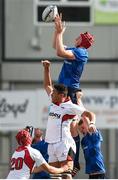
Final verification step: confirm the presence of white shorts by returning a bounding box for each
[48,138,76,163]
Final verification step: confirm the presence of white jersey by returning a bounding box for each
[45,100,85,143]
[7,145,46,179]
[72,100,86,121]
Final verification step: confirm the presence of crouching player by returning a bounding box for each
[78,117,106,179]
[7,130,68,179]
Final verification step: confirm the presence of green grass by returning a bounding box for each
[95,10,118,24]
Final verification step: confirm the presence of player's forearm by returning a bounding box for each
[89,112,96,124]
[47,165,66,174]
[53,30,57,49]
[43,66,52,90]
[32,166,43,173]
[81,111,96,124]
[40,163,67,174]
[56,33,65,57]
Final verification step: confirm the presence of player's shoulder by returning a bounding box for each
[75,47,88,56]
[62,100,77,106]
[27,146,41,155]
[61,100,73,107]
[27,146,45,162]
[61,100,85,110]
[90,129,103,142]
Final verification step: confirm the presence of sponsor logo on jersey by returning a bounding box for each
[49,112,61,119]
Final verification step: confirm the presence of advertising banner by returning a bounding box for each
[0,89,118,130]
[94,0,118,24]
[0,91,37,130]
[83,89,118,128]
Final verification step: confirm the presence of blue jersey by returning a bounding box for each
[58,47,88,89]
[81,130,106,174]
[31,140,50,179]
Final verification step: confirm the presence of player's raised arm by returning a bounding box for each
[52,24,58,49]
[42,60,53,95]
[69,103,96,133]
[54,14,75,59]
[53,13,63,49]
[81,111,96,132]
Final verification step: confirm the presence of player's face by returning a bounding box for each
[51,88,65,103]
[74,35,82,47]
[78,122,88,135]
[33,129,43,143]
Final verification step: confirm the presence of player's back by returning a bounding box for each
[7,146,35,179]
[58,47,88,89]
[81,130,106,174]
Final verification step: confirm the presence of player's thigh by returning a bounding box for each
[48,144,58,163]
[56,141,75,168]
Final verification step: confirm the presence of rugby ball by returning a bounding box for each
[42,5,58,22]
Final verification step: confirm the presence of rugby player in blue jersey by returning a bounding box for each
[53,14,94,176]
[78,117,106,179]
[53,14,94,104]
[31,128,50,179]
[25,127,50,179]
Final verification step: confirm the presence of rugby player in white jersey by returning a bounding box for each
[42,60,96,179]
[7,129,68,179]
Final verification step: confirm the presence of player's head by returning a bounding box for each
[75,32,94,49]
[32,128,43,144]
[78,117,90,135]
[16,129,32,146]
[51,84,68,103]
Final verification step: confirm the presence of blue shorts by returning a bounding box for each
[67,87,81,104]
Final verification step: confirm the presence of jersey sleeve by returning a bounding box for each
[30,147,46,167]
[69,103,85,117]
[72,48,88,63]
[91,130,103,142]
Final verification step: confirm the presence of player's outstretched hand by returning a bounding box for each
[41,60,51,68]
[54,13,66,34]
[89,123,96,133]
[62,165,69,172]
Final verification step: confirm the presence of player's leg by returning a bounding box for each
[48,143,59,166]
[72,135,80,177]
[60,160,73,179]
[56,141,76,179]
[60,147,76,179]
[67,87,83,105]
[89,173,106,179]
[70,119,81,177]
[68,88,83,177]
[67,87,78,104]
[48,144,62,179]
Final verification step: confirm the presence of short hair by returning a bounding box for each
[54,84,68,97]
[78,119,84,126]
[35,128,43,136]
